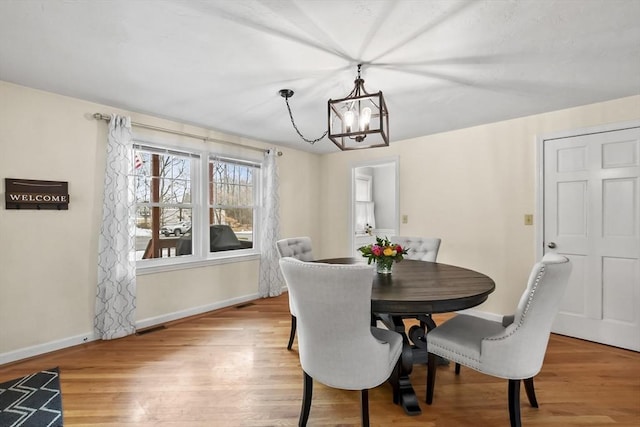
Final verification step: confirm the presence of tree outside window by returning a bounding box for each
[131,145,260,263]
[133,148,194,260]
[208,158,256,251]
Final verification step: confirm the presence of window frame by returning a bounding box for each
[134,139,262,275]
[205,156,260,256]
[355,174,373,202]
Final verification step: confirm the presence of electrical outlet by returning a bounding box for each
[524,214,533,226]
[402,215,408,224]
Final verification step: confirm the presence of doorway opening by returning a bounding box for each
[351,158,399,257]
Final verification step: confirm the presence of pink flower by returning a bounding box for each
[372,245,383,256]
[395,245,403,253]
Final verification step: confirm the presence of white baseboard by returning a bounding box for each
[0,292,260,366]
[135,293,259,330]
[0,331,100,366]
[1,297,500,366]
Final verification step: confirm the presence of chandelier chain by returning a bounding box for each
[284,96,327,145]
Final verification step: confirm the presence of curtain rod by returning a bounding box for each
[92,113,282,156]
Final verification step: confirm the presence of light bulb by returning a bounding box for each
[344,110,355,132]
[360,107,371,131]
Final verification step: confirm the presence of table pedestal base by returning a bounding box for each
[397,376,422,415]
[377,313,450,415]
[379,314,434,415]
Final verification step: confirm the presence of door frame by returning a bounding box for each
[349,156,400,256]
[535,120,640,259]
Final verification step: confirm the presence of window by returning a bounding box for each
[355,174,375,233]
[133,143,260,267]
[207,157,257,254]
[355,175,372,202]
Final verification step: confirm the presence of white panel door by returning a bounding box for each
[544,126,640,351]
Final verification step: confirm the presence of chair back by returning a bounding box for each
[276,237,314,318]
[391,236,441,261]
[482,253,572,378]
[276,237,314,261]
[279,257,398,390]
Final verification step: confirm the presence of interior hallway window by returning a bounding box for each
[355,174,375,233]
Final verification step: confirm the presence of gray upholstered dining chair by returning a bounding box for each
[390,236,441,261]
[382,236,442,347]
[279,257,403,427]
[275,237,314,350]
[426,254,572,427]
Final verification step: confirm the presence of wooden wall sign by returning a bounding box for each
[5,178,69,210]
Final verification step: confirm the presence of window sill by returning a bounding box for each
[136,251,261,275]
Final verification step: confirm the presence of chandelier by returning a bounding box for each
[279,64,389,151]
[328,64,389,150]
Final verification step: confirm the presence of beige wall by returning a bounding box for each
[318,95,640,315]
[1,79,638,362]
[0,81,322,361]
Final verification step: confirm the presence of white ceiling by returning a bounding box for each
[1,0,639,154]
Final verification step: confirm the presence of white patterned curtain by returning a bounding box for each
[95,114,137,340]
[258,148,284,297]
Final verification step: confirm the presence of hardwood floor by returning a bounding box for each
[1,294,639,426]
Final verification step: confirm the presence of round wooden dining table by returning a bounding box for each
[317,258,496,416]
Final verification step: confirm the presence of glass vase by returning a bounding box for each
[376,258,393,274]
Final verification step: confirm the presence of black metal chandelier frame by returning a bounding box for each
[279,64,389,151]
[327,64,389,151]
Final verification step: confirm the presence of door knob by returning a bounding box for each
[547,242,557,249]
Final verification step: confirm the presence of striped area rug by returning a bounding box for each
[0,367,63,427]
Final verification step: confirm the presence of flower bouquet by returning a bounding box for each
[358,236,408,274]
